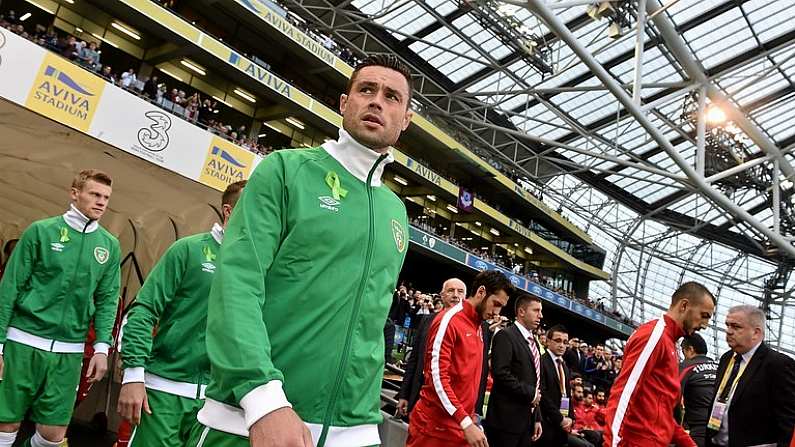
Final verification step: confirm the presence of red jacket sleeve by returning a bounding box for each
[428,317,469,426]
[671,422,696,447]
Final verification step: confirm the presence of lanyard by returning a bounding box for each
[715,354,749,402]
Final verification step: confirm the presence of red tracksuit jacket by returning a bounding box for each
[408,300,484,445]
[603,314,696,447]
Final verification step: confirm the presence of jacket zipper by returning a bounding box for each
[55,219,90,348]
[318,154,387,446]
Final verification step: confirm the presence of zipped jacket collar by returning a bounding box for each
[63,204,99,233]
[321,129,394,186]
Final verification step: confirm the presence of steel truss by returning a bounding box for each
[283,0,795,352]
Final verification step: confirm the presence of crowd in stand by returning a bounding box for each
[5,16,282,157]
[409,217,636,325]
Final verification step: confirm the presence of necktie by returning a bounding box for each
[556,358,567,397]
[718,353,742,403]
[528,336,541,395]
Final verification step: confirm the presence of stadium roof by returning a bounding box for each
[289,0,795,355]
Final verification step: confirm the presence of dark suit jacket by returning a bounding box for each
[397,313,434,413]
[485,324,541,434]
[564,347,584,373]
[705,343,795,447]
[398,314,490,415]
[539,352,573,446]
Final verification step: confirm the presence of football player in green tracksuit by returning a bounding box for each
[0,169,121,447]
[116,180,247,447]
[185,55,414,447]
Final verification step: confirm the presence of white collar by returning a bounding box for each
[515,321,533,341]
[63,204,99,233]
[739,341,762,364]
[321,129,394,186]
[549,351,563,364]
[211,223,224,245]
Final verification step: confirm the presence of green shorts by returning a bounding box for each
[0,340,83,426]
[185,423,248,447]
[185,421,381,447]
[129,388,203,447]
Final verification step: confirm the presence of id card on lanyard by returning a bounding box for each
[707,355,748,431]
[560,397,570,417]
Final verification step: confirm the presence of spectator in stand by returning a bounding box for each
[396,278,466,419]
[485,294,544,447]
[143,75,158,99]
[120,68,137,89]
[584,344,611,390]
[538,324,593,447]
[407,271,512,447]
[572,387,604,446]
[565,337,586,373]
[100,65,116,84]
[677,334,717,447]
[595,389,606,409]
[603,282,716,447]
[60,35,79,60]
[78,41,100,71]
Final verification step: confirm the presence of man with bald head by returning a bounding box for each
[396,278,466,418]
[705,305,795,447]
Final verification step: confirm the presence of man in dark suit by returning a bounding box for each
[485,294,544,447]
[564,337,585,373]
[396,278,466,418]
[705,305,795,447]
[538,325,593,447]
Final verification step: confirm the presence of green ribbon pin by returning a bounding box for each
[202,246,216,263]
[325,171,348,201]
[59,227,70,243]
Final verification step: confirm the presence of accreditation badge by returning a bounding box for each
[560,397,570,417]
[707,401,727,431]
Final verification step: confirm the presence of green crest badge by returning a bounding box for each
[391,219,406,253]
[94,247,109,265]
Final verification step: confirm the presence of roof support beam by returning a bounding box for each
[525,0,795,258]
[646,0,795,181]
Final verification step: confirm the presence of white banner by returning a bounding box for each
[0,29,264,192]
[89,85,211,181]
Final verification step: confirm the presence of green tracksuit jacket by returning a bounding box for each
[119,225,223,394]
[0,206,121,354]
[197,130,409,446]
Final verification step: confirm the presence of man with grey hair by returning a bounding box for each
[396,278,467,418]
[705,304,795,447]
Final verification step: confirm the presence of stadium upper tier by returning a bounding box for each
[7,0,610,274]
[0,18,633,334]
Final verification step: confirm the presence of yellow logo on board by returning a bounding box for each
[25,53,105,132]
[199,136,254,191]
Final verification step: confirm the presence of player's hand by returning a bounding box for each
[463,424,488,447]
[395,398,409,417]
[0,354,4,380]
[86,353,108,383]
[561,416,573,431]
[532,421,543,441]
[117,382,151,425]
[250,407,313,447]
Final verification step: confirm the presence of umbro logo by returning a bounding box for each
[201,262,216,273]
[50,242,64,252]
[318,195,340,212]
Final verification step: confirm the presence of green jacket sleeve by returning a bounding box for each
[119,240,186,382]
[206,153,290,428]
[92,239,121,350]
[0,225,38,351]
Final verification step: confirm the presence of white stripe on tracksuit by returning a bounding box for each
[610,317,667,447]
[430,302,464,417]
